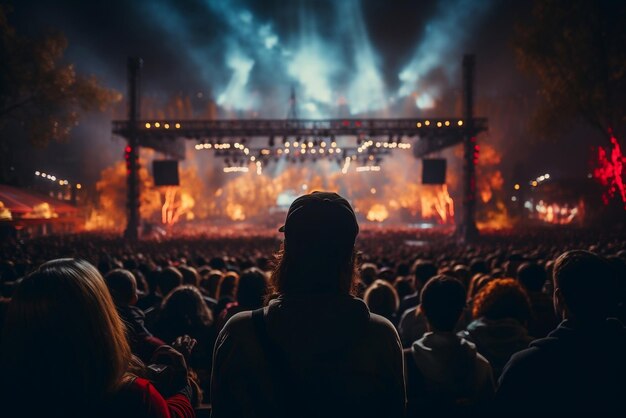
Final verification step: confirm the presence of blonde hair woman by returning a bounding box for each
[0,259,195,417]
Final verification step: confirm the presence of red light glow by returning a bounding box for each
[593,133,626,208]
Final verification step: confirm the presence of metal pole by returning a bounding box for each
[124,57,142,240]
[457,54,479,241]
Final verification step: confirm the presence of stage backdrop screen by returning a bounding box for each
[422,159,447,184]
[153,160,180,186]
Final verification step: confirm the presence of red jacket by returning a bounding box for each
[106,377,195,418]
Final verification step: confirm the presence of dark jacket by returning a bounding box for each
[405,332,494,418]
[495,318,626,417]
[211,294,406,418]
[458,317,533,379]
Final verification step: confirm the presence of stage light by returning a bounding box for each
[371,188,376,194]
[321,141,327,147]
[59,180,64,185]
[437,122,442,127]
[302,149,307,154]
[41,172,46,177]
[251,156,256,161]
[320,149,325,154]
[35,171,40,176]
[277,149,283,154]
[311,149,317,154]
[145,123,151,128]
[341,157,351,174]
[416,122,422,128]
[223,167,249,173]
[285,149,290,154]
[308,141,314,148]
[76,184,82,189]
[336,148,341,153]
[293,141,299,147]
[285,141,291,147]
[164,123,170,129]
[369,155,374,161]
[531,181,538,187]
[154,122,160,128]
[445,121,450,126]
[514,184,520,190]
[175,123,181,129]
[376,142,381,147]
[331,141,337,148]
[511,196,517,202]
[458,120,464,126]
[329,148,335,154]
[544,173,550,179]
[356,166,381,172]
[425,120,430,126]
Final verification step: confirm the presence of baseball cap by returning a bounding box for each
[279,191,359,247]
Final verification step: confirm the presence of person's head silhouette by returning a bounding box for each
[272,191,359,295]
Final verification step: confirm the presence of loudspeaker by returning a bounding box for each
[422,159,446,184]
[153,160,179,186]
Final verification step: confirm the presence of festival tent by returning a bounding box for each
[0,184,81,234]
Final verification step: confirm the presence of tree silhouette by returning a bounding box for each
[515,0,626,206]
[0,5,120,181]
[516,0,626,140]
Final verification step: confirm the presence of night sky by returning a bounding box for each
[7,0,592,189]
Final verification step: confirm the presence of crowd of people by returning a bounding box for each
[0,194,625,417]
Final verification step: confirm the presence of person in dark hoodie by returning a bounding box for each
[495,250,626,417]
[458,278,533,379]
[406,275,494,418]
[210,191,405,418]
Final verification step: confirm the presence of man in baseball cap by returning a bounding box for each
[211,191,405,418]
[279,191,359,255]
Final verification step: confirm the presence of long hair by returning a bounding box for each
[364,279,399,321]
[0,259,131,412]
[237,267,268,309]
[158,285,214,336]
[269,242,359,297]
[216,272,239,300]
